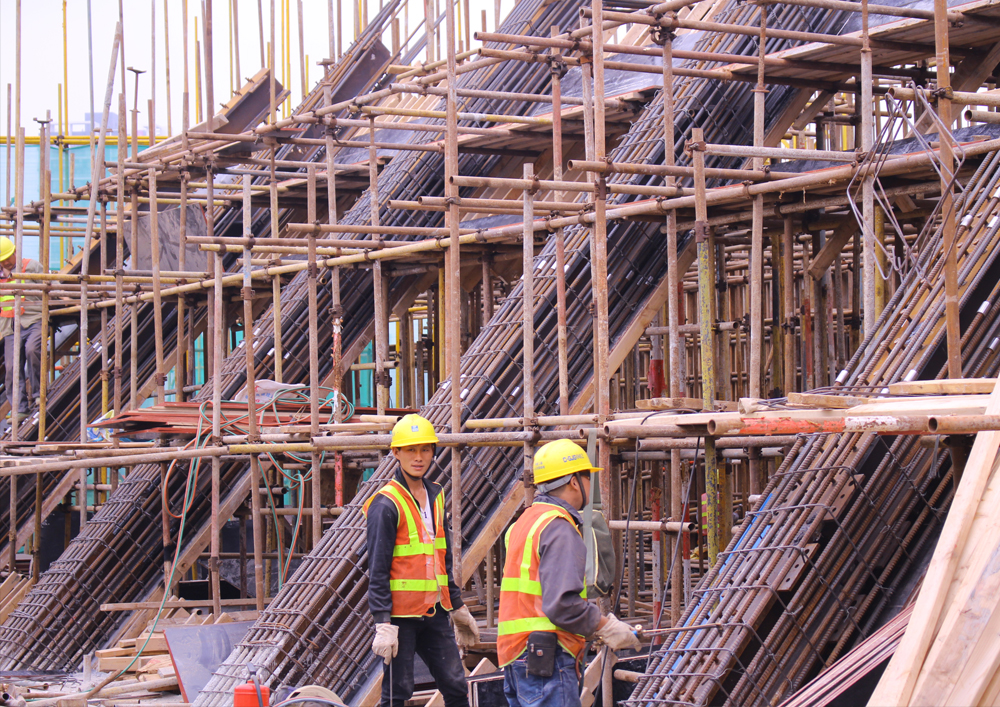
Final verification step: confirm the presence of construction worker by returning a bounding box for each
[499,439,641,707]
[0,237,44,420]
[364,413,480,707]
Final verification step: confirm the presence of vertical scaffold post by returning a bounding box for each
[445,0,464,578]
[307,165,323,548]
[691,128,721,566]
[523,163,536,506]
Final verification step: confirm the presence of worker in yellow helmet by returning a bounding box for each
[364,413,480,706]
[498,439,641,707]
[0,237,45,421]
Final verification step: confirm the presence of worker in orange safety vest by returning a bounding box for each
[0,236,45,420]
[498,439,641,707]
[364,414,480,706]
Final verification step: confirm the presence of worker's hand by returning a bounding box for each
[595,614,642,652]
[450,605,480,648]
[372,622,399,664]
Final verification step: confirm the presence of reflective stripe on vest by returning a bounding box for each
[0,259,32,318]
[497,502,588,666]
[363,479,453,617]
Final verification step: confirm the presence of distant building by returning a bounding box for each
[68,112,164,137]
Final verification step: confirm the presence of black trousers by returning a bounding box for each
[380,605,469,707]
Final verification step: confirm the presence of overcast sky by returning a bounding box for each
[0,0,509,139]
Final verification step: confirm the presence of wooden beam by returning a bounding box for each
[808,221,857,280]
[869,379,1000,705]
[888,378,998,396]
[786,392,872,408]
[792,90,836,132]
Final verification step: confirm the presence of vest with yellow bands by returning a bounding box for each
[497,502,587,666]
[363,479,453,617]
[0,259,32,318]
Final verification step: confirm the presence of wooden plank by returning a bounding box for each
[138,674,179,692]
[136,636,169,653]
[461,483,524,584]
[7,469,79,569]
[581,647,616,707]
[101,598,265,611]
[941,581,1000,705]
[471,658,498,675]
[138,655,174,673]
[423,658,496,707]
[906,443,1000,702]
[846,395,990,417]
[887,378,998,396]
[95,647,135,659]
[0,578,33,624]
[0,574,21,603]
[96,656,139,672]
[869,379,1000,705]
[786,392,872,409]
[636,397,738,412]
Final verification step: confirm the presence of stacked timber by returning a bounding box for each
[781,604,913,707]
[77,610,253,702]
[869,379,1000,706]
[0,574,33,626]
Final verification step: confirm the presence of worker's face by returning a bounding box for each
[393,444,435,480]
[566,472,592,510]
[0,253,16,272]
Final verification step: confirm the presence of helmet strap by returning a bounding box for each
[401,466,424,485]
[575,472,589,509]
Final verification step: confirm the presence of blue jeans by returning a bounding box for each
[503,649,581,707]
[380,605,469,707]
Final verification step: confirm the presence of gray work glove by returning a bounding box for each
[594,614,641,652]
[372,622,399,664]
[451,605,481,648]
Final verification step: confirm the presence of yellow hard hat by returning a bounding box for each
[0,237,14,262]
[390,413,438,448]
[532,439,601,486]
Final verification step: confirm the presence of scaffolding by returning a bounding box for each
[0,0,999,703]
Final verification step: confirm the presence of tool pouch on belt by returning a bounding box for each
[526,631,559,677]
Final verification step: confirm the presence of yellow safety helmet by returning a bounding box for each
[390,413,439,448]
[0,237,14,262]
[532,439,601,489]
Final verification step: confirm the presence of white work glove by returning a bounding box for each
[450,605,481,648]
[372,622,399,664]
[594,614,641,652]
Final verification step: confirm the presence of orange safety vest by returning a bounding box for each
[497,502,588,667]
[363,479,453,617]
[0,259,32,318]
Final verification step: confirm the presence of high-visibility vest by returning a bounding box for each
[497,502,588,667]
[363,479,453,617]
[0,259,32,318]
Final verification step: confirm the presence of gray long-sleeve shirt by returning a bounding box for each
[534,494,602,637]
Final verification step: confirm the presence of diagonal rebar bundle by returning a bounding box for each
[626,147,1000,706]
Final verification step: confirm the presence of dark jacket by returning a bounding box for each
[366,469,464,623]
[534,493,603,637]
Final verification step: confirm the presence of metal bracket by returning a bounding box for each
[649,25,675,45]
